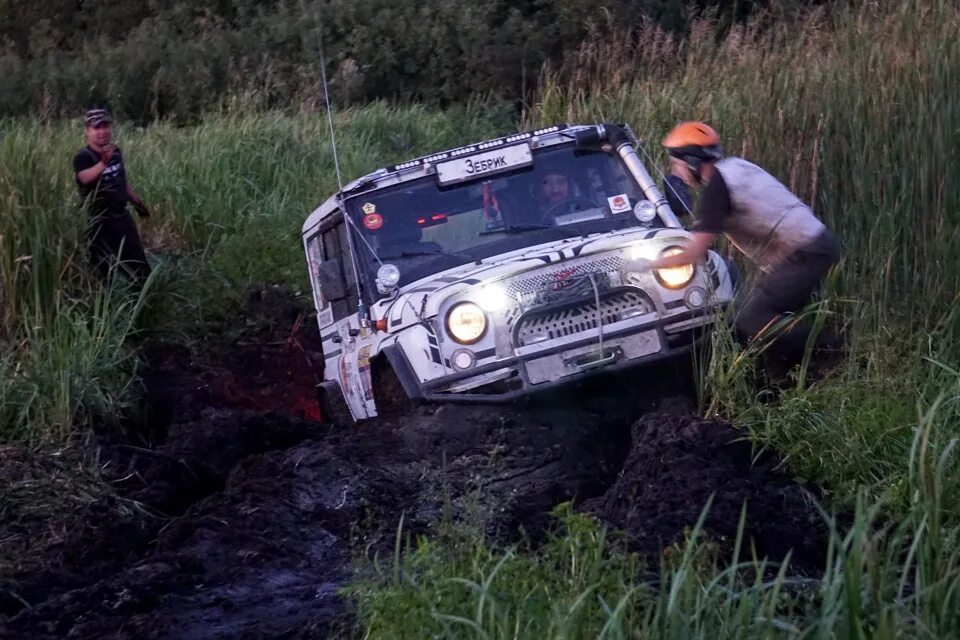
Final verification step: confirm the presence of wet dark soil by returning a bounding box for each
[583,413,827,572]
[0,288,830,639]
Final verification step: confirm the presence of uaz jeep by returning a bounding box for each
[302,124,733,422]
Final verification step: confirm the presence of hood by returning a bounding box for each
[374,226,689,330]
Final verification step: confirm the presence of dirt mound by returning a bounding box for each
[404,403,632,538]
[14,427,376,639]
[584,413,827,572]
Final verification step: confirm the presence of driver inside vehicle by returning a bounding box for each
[531,169,601,223]
[538,172,571,211]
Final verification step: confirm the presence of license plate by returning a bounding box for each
[524,331,662,385]
[436,144,532,185]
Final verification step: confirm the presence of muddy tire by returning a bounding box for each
[371,360,416,418]
[318,382,354,427]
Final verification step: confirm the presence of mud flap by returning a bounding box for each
[381,344,424,399]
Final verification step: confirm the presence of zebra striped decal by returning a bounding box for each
[426,327,442,364]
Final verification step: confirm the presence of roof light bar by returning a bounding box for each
[386,124,568,175]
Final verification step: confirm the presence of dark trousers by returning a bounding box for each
[88,214,152,286]
[735,229,840,360]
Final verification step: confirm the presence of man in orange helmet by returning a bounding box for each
[646,121,840,373]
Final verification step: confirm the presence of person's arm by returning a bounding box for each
[75,145,114,185]
[645,168,730,270]
[76,160,107,185]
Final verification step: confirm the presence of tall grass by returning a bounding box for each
[0,102,512,443]
[0,124,146,444]
[534,0,960,335]
[529,0,960,504]
[0,101,512,310]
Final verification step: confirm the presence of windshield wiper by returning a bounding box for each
[480,224,580,237]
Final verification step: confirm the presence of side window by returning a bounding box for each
[306,210,369,326]
[322,226,340,263]
[306,233,328,314]
[306,214,363,326]
[317,221,359,322]
[336,223,359,303]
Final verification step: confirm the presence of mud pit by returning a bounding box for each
[1,291,828,639]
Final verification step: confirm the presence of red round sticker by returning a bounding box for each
[363,213,384,230]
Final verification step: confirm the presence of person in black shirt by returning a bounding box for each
[645,121,841,378]
[73,108,152,285]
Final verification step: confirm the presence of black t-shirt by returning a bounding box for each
[691,170,732,234]
[73,146,128,218]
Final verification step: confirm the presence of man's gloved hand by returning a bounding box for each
[131,197,150,219]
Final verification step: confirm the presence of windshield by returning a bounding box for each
[346,144,658,289]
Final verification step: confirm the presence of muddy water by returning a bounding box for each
[0,293,827,639]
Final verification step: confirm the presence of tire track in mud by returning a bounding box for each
[1,291,830,639]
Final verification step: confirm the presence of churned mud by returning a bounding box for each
[583,413,827,572]
[1,289,828,639]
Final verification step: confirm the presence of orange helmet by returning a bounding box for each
[662,121,723,163]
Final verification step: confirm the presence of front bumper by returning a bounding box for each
[386,305,721,404]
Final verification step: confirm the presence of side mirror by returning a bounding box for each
[315,260,347,302]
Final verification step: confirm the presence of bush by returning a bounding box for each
[0,0,775,120]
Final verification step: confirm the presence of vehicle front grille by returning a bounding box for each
[514,288,652,347]
[505,256,624,303]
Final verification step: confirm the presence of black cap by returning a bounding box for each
[84,108,112,127]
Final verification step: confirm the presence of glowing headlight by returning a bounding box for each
[655,246,695,289]
[376,263,401,295]
[445,302,487,344]
[476,285,507,312]
[629,243,657,261]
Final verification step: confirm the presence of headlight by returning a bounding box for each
[655,246,695,289]
[476,285,507,312]
[445,302,486,344]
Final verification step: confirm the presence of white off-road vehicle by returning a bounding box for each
[302,124,733,423]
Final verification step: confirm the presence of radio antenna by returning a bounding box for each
[311,2,371,326]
